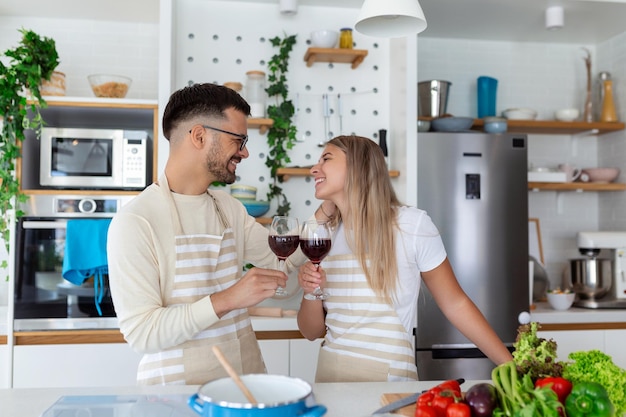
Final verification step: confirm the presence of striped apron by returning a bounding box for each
[315,253,418,382]
[136,175,266,385]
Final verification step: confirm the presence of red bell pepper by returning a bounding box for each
[431,389,461,417]
[535,376,573,404]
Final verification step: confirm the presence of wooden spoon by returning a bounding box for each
[211,345,258,404]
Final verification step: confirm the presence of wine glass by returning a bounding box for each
[299,220,332,300]
[268,216,300,296]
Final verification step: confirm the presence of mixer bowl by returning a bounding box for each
[570,258,612,300]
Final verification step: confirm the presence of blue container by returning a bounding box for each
[477,76,498,118]
[189,374,327,417]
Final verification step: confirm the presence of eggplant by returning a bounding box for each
[464,382,498,417]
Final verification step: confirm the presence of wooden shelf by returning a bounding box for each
[303,47,368,69]
[276,167,399,180]
[248,118,273,134]
[471,119,625,135]
[528,182,626,191]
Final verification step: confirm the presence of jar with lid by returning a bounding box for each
[339,28,353,49]
[245,70,267,118]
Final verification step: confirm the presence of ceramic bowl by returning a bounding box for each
[310,30,339,48]
[418,120,431,132]
[547,291,575,311]
[240,199,270,217]
[483,117,507,133]
[431,116,474,132]
[230,184,257,200]
[581,167,620,183]
[502,108,537,120]
[555,108,580,122]
[87,74,132,98]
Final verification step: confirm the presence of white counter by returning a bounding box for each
[0,380,487,417]
[530,302,626,324]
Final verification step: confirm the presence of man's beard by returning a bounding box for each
[207,154,237,184]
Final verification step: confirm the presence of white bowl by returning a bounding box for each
[502,108,537,120]
[580,167,620,183]
[310,30,339,48]
[547,292,575,310]
[555,108,580,122]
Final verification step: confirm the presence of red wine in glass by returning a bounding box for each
[268,235,300,260]
[299,239,331,264]
[300,220,332,300]
[269,216,300,296]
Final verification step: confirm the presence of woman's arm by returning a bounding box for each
[421,258,513,365]
[296,261,327,340]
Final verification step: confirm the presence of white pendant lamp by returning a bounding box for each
[355,0,427,38]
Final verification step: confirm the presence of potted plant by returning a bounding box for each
[0,28,59,268]
[265,33,298,216]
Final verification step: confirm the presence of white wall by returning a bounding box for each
[418,35,626,289]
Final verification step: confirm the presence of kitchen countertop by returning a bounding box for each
[0,380,488,417]
[2,302,625,338]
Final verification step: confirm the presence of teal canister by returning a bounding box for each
[477,76,498,118]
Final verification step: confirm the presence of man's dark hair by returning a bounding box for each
[162,83,251,140]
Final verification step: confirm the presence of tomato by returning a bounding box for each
[431,389,459,417]
[415,405,438,417]
[446,402,471,417]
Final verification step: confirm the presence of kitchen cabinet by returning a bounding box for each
[289,338,322,384]
[12,343,142,388]
[258,339,290,376]
[538,328,626,369]
[0,345,8,388]
[303,47,368,69]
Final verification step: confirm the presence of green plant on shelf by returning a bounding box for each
[0,28,59,273]
[265,33,298,217]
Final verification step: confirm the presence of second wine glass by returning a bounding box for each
[300,220,332,301]
[268,216,300,296]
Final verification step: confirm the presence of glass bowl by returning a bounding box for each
[88,74,132,98]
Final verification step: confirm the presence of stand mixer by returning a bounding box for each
[574,232,626,308]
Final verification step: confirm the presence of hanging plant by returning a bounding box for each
[0,28,59,269]
[265,33,298,216]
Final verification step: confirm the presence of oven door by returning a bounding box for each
[14,217,116,320]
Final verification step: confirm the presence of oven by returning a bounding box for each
[13,194,134,330]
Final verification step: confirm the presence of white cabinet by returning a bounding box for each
[258,340,289,376]
[258,338,322,384]
[289,338,322,384]
[604,330,626,369]
[538,330,605,362]
[0,345,9,388]
[13,343,142,388]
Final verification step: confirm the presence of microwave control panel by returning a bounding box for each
[55,198,120,215]
[122,137,148,188]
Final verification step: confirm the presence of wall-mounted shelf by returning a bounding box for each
[528,182,626,191]
[248,118,273,134]
[276,167,399,180]
[303,47,368,69]
[471,119,625,135]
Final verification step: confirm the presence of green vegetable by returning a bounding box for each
[491,360,562,417]
[563,350,626,416]
[512,322,564,380]
[564,381,614,417]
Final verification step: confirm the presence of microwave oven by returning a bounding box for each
[39,127,149,190]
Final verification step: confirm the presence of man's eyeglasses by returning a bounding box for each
[199,125,248,151]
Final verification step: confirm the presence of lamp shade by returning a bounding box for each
[355,0,427,38]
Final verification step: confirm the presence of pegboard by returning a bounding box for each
[174,0,391,220]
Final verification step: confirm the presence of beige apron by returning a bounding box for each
[136,175,265,385]
[315,253,417,383]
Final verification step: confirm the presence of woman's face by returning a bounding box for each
[310,144,347,202]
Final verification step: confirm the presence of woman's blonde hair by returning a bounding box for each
[326,135,402,301]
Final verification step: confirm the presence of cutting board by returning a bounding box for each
[380,393,416,416]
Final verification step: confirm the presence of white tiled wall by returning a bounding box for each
[0,16,159,99]
[418,35,626,289]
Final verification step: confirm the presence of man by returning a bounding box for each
[108,83,301,385]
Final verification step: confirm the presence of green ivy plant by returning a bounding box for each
[265,33,298,216]
[0,28,59,268]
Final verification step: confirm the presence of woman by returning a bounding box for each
[298,135,513,382]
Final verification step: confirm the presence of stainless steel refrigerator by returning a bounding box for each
[415,131,529,380]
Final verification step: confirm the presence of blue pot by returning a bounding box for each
[188,374,327,417]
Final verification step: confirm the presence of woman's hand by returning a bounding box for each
[298,261,326,296]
